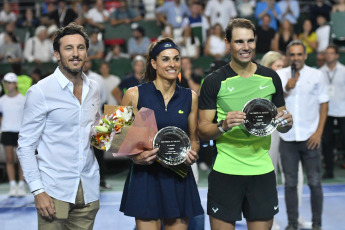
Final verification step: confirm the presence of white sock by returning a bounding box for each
[9,180,16,187]
[18,181,25,187]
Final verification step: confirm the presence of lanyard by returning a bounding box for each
[326,68,337,84]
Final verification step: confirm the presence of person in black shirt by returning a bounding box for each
[256,14,276,54]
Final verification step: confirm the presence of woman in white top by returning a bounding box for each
[0,73,26,197]
[204,23,227,59]
[180,26,200,59]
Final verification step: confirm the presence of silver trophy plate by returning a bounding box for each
[153,126,190,165]
[242,98,278,137]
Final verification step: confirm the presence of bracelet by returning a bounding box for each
[32,188,45,196]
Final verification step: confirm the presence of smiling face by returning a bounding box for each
[226,27,256,65]
[287,44,307,70]
[151,49,181,81]
[54,34,87,75]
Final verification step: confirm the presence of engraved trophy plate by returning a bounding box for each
[153,126,190,165]
[242,98,278,137]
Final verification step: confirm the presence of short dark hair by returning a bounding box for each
[326,44,339,54]
[225,18,256,42]
[144,37,179,82]
[286,40,306,54]
[53,22,89,53]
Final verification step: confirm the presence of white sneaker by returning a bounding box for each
[298,216,312,229]
[8,186,17,197]
[17,185,26,197]
[199,162,209,171]
[272,219,280,230]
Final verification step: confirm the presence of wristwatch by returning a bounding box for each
[217,120,226,133]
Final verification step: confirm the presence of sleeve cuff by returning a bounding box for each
[28,179,44,193]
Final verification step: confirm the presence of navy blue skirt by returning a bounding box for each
[120,162,204,219]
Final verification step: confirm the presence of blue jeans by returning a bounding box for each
[279,140,323,227]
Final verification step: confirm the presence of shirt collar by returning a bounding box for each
[54,67,90,89]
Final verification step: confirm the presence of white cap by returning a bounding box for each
[3,72,17,83]
[47,24,58,37]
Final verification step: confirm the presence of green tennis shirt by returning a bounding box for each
[199,63,285,175]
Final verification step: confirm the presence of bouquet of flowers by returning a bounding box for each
[91,106,133,151]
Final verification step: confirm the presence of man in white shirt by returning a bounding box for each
[23,26,52,63]
[17,22,100,229]
[277,40,328,230]
[319,44,345,179]
[204,0,237,30]
[86,0,109,31]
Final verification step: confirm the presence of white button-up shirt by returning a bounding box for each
[17,67,100,204]
[277,65,329,142]
[319,62,345,117]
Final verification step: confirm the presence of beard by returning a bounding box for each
[60,58,84,76]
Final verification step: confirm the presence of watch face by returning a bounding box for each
[242,98,278,137]
[153,126,190,165]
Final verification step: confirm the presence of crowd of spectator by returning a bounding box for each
[0,0,343,71]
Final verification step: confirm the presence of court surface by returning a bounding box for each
[1,183,345,230]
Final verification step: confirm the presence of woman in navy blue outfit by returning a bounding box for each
[120,37,204,229]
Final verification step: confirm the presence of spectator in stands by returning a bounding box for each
[236,0,256,19]
[299,19,318,54]
[40,0,56,27]
[49,0,78,27]
[127,25,150,58]
[320,44,345,179]
[204,0,237,30]
[105,44,130,62]
[157,23,174,41]
[156,0,190,29]
[278,0,300,27]
[204,23,227,59]
[30,67,43,84]
[11,62,33,96]
[112,55,145,104]
[255,0,281,32]
[180,26,201,59]
[47,24,59,63]
[73,1,89,26]
[0,2,16,25]
[110,0,142,26]
[316,51,326,68]
[272,19,297,54]
[178,57,202,94]
[0,72,26,197]
[316,15,330,53]
[99,62,121,106]
[309,0,332,30]
[16,8,40,30]
[87,29,105,61]
[23,26,52,63]
[256,14,276,54]
[332,0,345,12]
[86,0,109,31]
[182,1,209,47]
[0,32,22,63]
[156,0,190,45]
[0,21,15,47]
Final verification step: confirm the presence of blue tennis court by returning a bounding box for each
[1,184,345,230]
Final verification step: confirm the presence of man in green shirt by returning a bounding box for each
[198,18,293,230]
